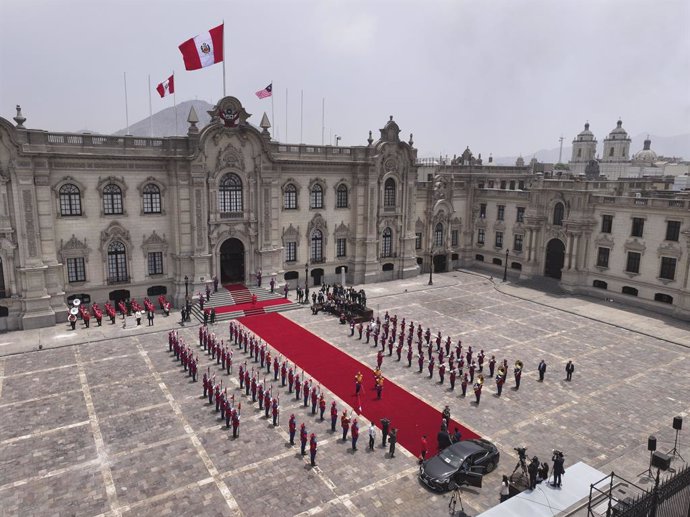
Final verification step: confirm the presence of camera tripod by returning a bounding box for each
[448,487,464,516]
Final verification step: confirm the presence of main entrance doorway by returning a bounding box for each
[433,254,447,273]
[220,238,245,283]
[544,239,565,279]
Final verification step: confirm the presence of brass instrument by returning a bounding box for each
[477,374,484,385]
[496,366,506,381]
[514,360,523,374]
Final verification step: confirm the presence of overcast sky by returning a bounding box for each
[1,0,688,158]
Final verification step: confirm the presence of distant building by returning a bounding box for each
[0,100,688,330]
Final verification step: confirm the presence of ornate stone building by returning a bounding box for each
[1,99,689,330]
[0,97,419,330]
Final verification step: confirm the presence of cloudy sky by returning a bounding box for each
[1,0,688,158]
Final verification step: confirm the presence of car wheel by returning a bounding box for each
[484,461,495,473]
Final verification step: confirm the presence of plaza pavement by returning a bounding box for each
[0,270,688,516]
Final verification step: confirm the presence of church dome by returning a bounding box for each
[633,137,658,162]
[608,119,628,138]
[576,122,595,141]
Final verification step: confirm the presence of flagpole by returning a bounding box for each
[148,74,153,137]
[173,71,178,136]
[300,89,304,144]
[222,20,227,97]
[271,79,275,141]
[285,88,288,143]
[321,98,325,146]
[124,72,130,136]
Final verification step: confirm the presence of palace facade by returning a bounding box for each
[0,98,688,330]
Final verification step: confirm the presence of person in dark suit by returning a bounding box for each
[565,360,575,381]
[552,452,565,487]
[538,360,547,382]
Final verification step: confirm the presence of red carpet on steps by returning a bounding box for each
[239,312,480,457]
[215,298,289,314]
[224,284,249,292]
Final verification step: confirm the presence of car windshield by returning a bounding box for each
[439,448,465,468]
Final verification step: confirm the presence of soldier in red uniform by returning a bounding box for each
[428,356,435,379]
[202,370,209,398]
[280,361,287,386]
[341,411,351,441]
[310,385,318,415]
[330,401,338,432]
[300,423,308,455]
[288,414,297,445]
[231,407,240,438]
[376,350,384,369]
[238,362,245,389]
[309,433,318,466]
[271,396,279,425]
[273,355,279,381]
[258,383,265,409]
[295,374,302,401]
[418,353,424,373]
[288,367,295,393]
[302,379,310,407]
[488,355,496,378]
[449,368,457,390]
[461,373,469,397]
[438,363,446,384]
[351,419,360,451]
[251,376,258,402]
[263,388,271,418]
[318,394,326,421]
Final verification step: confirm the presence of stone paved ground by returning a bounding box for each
[0,271,688,516]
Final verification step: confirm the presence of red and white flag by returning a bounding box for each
[156,75,175,98]
[255,83,272,99]
[178,23,224,71]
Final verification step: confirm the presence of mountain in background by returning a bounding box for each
[494,133,690,165]
[112,100,214,137]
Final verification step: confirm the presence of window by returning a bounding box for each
[219,173,243,213]
[497,205,505,221]
[654,293,673,304]
[147,252,163,275]
[577,148,582,158]
[513,234,523,252]
[666,221,681,242]
[488,181,494,189]
[516,207,525,223]
[596,247,610,268]
[336,184,348,208]
[103,184,123,215]
[553,202,564,226]
[622,286,638,296]
[500,181,506,189]
[479,203,487,218]
[626,251,641,274]
[59,184,81,216]
[609,147,614,157]
[631,217,644,237]
[336,238,347,258]
[382,227,392,257]
[492,258,502,265]
[478,182,484,189]
[475,254,484,261]
[284,184,297,209]
[495,231,503,248]
[107,241,128,282]
[67,257,86,283]
[310,184,323,209]
[593,280,608,289]
[434,223,443,247]
[310,230,323,262]
[285,242,297,262]
[415,233,422,250]
[142,184,161,214]
[601,215,613,233]
[451,230,459,247]
[659,257,677,280]
[384,178,396,207]
[509,181,515,190]
[477,229,485,245]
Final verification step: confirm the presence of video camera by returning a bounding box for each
[552,449,564,459]
[514,447,528,461]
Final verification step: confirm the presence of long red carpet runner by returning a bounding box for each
[239,312,480,457]
[215,298,289,314]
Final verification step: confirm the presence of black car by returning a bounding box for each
[419,439,500,492]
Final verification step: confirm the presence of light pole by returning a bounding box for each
[503,249,509,282]
[184,275,189,299]
[305,263,309,288]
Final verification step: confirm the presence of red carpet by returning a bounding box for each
[239,312,480,457]
[215,298,289,314]
[224,284,249,292]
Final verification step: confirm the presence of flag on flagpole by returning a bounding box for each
[156,75,175,98]
[178,23,224,71]
[255,83,272,99]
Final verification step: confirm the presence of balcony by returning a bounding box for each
[107,276,130,285]
[219,212,244,219]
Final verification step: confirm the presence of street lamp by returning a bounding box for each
[305,263,309,288]
[184,275,189,298]
[503,249,509,282]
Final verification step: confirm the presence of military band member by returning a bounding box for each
[469,361,476,383]
[272,397,279,425]
[351,419,360,451]
[357,322,363,339]
[438,363,446,384]
[514,361,523,390]
[311,385,318,415]
[474,375,484,404]
[355,371,363,395]
[496,369,505,396]
[565,360,575,381]
[418,354,425,373]
[407,347,413,368]
[488,355,496,378]
[428,356,435,379]
[461,373,468,397]
[319,394,326,421]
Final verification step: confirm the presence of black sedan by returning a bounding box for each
[419,439,500,492]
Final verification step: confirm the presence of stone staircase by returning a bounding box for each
[189,285,302,322]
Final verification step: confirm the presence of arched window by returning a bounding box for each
[103,184,123,215]
[59,184,82,216]
[219,173,243,213]
[310,184,323,209]
[654,293,673,304]
[142,184,161,214]
[622,286,638,296]
[384,178,396,207]
[382,227,392,257]
[284,183,297,209]
[553,202,564,226]
[434,223,443,247]
[107,241,128,283]
[311,230,323,262]
[336,184,348,208]
[577,148,582,158]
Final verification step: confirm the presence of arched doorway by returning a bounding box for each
[220,238,245,284]
[544,239,565,279]
[433,254,447,273]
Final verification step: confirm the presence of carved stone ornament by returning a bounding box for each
[216,144,245,172]
[334,221,351,239]
[59,234,91,262]
[594,234,615,247]
[415,218,425,233]
[307,213,328,242]
[208,96,251,128]
[142,230,168,258]
[282,223,300,246]
[433,174,448,201]
[383,157,398,173]
[624,238,646,254]
[657,242,681,259]
[100,221,131,252]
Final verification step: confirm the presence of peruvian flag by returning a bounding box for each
[178,23,224,71]
[156,75,175,98]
